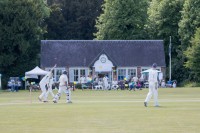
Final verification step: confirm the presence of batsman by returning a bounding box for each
[53,70,72,103]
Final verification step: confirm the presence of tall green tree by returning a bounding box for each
[0,0,50,86]
[145,0,162,39]
[177,0,200,82]
[95,0,148,40]
[44,0,103,40]
[146,0,185,82]
[44,4,66,39]
[184,28,200,81]
[179,0,200,51]
[147,0,184,50]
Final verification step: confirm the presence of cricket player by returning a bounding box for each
[46,77,55,100]
[103,76,109,90]
[144,63,159,107]
[38,64,56,102]
[111,78,119,90]
[80,75,85,90]
[53,70,72,103]
[80,75,85,84]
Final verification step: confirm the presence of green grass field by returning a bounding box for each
[0,87,200,133]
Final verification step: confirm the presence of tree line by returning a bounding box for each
[0,0,200,87]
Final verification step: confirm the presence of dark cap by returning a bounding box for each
[62,70,67,75]
[152,63,157,68]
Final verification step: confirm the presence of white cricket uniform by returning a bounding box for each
[173,82,176,88]
[145,69,159,106]
[86,77,91,83]
[46,78,55,98]
[95,80,103,90]
[54,74,71,103]
[103,77,109,90]
[133,77,138,82]
[39,72,52,101]
[80,77,85,84]
[112,80,119,90]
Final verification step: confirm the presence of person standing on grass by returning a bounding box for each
[144,63,159,107]
[103,75,109,90]
[80,75,85,84]
[38,64,56,102]
[53,70,72,103]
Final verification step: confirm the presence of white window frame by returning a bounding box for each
[69,67,89,82]
[73,69,79,83]
[117,67,137,81]
[117,68,126,81]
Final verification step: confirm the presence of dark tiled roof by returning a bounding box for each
[40,40,166,67]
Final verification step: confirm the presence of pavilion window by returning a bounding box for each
[117,67,137,81]
[128,69,136,77]
[118,69,126,81]
[74,69,79,82]
[69,68,89,82]
[80,69,86,77]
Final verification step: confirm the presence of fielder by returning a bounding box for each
[38,64,56,102]
[53,70,72,103]
[144,63,159,107]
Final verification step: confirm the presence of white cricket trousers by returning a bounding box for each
[145,82,159,106]
[54,86,71,102]
[104,82,109,90]
[39,84,47,101]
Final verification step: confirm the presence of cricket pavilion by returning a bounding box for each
[40,40,166,83]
